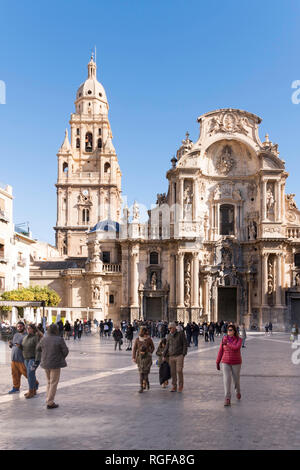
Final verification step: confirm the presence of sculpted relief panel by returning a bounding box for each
[203,140,258,177]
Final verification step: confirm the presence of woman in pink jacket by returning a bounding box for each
[216,324,242,406]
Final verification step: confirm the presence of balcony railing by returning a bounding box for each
[287,227,300,239]
[102,263,121,273]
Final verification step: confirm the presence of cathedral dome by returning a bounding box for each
[90,219,120,233]
[75,55,108,106]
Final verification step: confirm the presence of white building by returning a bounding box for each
[0,183,35,294]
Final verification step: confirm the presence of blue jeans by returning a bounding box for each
[193,335,198,347]
[24,359,37,390]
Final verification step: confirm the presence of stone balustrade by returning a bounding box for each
[102,263,121,273]
[287,227,300,239]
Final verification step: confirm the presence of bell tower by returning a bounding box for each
[54,55,122,257]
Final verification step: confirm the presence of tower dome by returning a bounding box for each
[75,54,108,114]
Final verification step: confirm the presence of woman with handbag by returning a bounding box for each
[216,324,243,406]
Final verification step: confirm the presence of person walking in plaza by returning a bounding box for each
[136,343,153,392]
[125,323,134,351]
[192,322,199,347]
[21,324,42,398]
[132,326,155,389]
[163,322,187,392]
[36,323,69,409]
[291,323,299,342]
[99,320,104,338]
[113,325,123,351]
[268,321,273,336]
[241,323,247,348]
[264,322,269,336]
[156,337,169,388]
[216,324,243,406]
[77,320,83,340]
[204,323,209,342]
[64,320,71,340]
[73,320,79,340]
[208,322,215,342]
[8,321,27,394]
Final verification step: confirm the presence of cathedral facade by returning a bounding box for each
[30,56,300,330]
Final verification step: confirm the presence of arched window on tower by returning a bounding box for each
[220,204,235,236]
[76,138,80,149]
[104,162,111,173]
[85,132,93,152]
[82,208,90,225]
[63,162,68,174]
[98,138,102,149]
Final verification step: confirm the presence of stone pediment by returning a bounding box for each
[197,109,262,151]
[261,154,284,170]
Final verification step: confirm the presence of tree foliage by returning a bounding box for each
[1,286,61,306]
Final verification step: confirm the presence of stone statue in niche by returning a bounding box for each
[248,221,257,240]
[214,186,221,200]
[183,183,193,219]
[295,273,300,287]
[93,286,100,301]
[151,272,157,290]
[266,185,275,214]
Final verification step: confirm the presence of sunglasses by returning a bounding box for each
[228,329,234,332]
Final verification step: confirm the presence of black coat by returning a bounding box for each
[159,361,171,385]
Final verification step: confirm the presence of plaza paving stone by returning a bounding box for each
[0,331,299,450]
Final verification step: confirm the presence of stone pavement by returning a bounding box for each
[0,331,299,450]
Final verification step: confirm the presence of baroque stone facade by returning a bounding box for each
[30,59,300,330]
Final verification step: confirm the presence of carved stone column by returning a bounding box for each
[193,179,198,220]
[276,253,283,306]
[191,253,199,307]
[169,254,176,306]
[262,252,268,306]
[130,251,139,307]
[276,181,281,222]
[67,188,72,225]
[262,180,267,221]
[179,179,184,221]
[176,252,184,307]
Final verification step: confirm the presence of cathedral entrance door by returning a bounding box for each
[291,299,300,327]
[218,287,237,323]
[145,297,162,321]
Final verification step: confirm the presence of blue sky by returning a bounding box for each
[1,0,300,244]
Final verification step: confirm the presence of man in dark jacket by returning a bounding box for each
[112,326,123,351]
[36,323,69,409]
[163,322,187,393]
